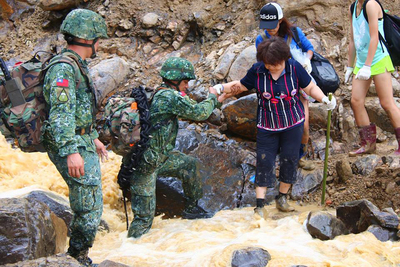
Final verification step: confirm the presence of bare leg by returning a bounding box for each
[351,77,372,127]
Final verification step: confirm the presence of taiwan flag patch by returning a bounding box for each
[56,78,69,87]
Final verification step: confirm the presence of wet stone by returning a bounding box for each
[231,247,271,267]
[367,225,398,242]
[306,211,348,240]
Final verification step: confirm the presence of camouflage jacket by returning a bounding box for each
[145,83,219,160]
[42,49,98,157]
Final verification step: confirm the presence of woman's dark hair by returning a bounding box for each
[277,17,293,38]
[256,36,291,65]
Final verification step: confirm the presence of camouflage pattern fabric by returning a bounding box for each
[103,96,140,156]
[42,48,99,159]
[47,148,102,251]
[124,83,219,238]
[159,57,196,81]
[61,9,108,40]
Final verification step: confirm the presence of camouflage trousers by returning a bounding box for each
[127,150,202,238]
[47,148,103,253]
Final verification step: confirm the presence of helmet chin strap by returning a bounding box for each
[70,38,99,58]
[167,80,182,91]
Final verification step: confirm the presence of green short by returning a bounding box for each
[354,55,394,76]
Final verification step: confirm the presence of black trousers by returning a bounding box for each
[255,124,304,188]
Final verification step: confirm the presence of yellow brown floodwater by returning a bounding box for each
[0,133,399,267]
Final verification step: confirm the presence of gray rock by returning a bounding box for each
[336,199,400,234]
[228,45,256,81]
[0,198,58,265]
[91,57,130,105]
[98,259,130,267]
[351,155,382,176]
[3,254,81,267]
[142,13,160,28]
[367,225,398,242]
[231,247,271,267]
[306,211,348,240]
[291,168,323,200]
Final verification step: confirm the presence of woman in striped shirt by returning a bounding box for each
[217,37,336,215]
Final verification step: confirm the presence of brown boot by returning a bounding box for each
[349,123,376,157]
[275,194,295,212]
[394,127,400,156]
[254,206,268,220]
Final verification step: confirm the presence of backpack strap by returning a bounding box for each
[260,31,268,41]
[291,27,303,50]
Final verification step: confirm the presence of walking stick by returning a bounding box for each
[321,93,333,205]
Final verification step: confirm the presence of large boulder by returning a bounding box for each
[228,46,256,81]
[306,211,348,240]
[336,199,399,234]
[0,198,63,265]
[91,56,130,105]
[222,93,257,140]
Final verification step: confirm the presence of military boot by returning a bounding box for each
[275,193,295,212]
[67,248,97,267]
[349,124,376,157]
[182,201,213,219]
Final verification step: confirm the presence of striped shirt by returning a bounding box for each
[240,59,311,131]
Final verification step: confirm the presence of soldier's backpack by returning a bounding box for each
[102,86,155,157]
[350,0,400,66]
[0,52,86,152]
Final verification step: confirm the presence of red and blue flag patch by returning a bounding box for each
[56,78,69,87]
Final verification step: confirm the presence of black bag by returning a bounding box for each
[291,27,340,94]
[351,0,400,66]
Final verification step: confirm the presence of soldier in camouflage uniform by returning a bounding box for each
[122,57,222,238]
[42,9,108,267]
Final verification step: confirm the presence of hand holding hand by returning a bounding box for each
[355,65,371,80]
[344,67,354,84]
[67,153,85,178]
[94,138,108,163]
[322,95,337,111]
[209,86,218,96]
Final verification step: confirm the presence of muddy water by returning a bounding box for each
[0,134,399,267]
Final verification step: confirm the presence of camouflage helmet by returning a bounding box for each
[61,9,108,40]
[160,57,196,81]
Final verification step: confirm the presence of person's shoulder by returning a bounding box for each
[45,62,75,79]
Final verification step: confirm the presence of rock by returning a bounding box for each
[0,198,58,265]
[222,93,257,140]
[385,182,397,195]
[98,260,130,267]
[231,247,271,267]
[291,168,323,200]
[142,13,160,28]
[25,190,72,228]
[213,46,237,80]
[2,254,81,267]
[351,155,382,176]
[91,56,130,105]
[367,225,398,242]
[39,0,80,11]
[336,159,352,183]
[227,45,256,81]
[365,97,400,132]
[308,102,328,128]
[336,199,400,234]
[306,211,348,240]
